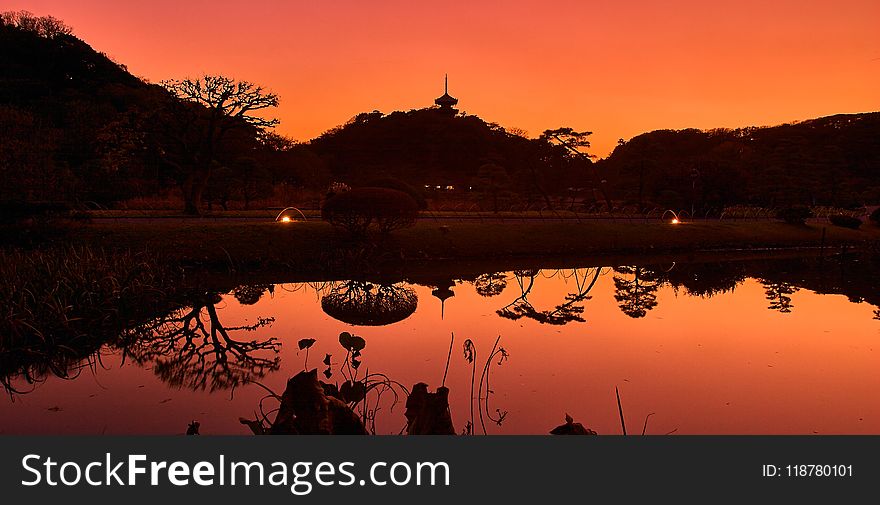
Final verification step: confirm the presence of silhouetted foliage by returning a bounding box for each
[600,114,880,209]
[776,206,813,225]
[613,266,660,318]
[4,12,879,214]
[761,281,798,313]
[363,177,428,209]
[321,187,419,236]
[160,75,279,214]
[1,11,71,38]
[265,369,368,435]
[123,292,280,391]
[472,163,510,212]
[0,246,183,394]
[496,268,599,325]
[308,109,588,202]
[828,214,862,229]
[474,272,508,297]
[321,280,418,326]
[0,15,161,203]
[663,262,746,297]
[232,284,272,305]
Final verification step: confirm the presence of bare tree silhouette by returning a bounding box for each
[123,292,280,391]
[160,75,279,214]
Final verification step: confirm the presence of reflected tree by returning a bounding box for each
[473,272,507,297]
[232,284,274,305]
[761,281,798,313]
[496,268,601,325]
[321,280,418,326]
[613,266,661,318]
[663,262,746,297]
[122,292,280,391]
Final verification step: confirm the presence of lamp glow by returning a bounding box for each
[280,216,292,223]
[671,218,680,224]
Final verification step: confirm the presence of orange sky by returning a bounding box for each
[9,0,880,156]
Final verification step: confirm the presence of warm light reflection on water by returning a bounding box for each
[1,265,878,435]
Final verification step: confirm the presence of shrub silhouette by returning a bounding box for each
[776,206,813,225]
[870,207,880,226]
[321,187,419,236]
[828,214,862,229]
[364,177,428,209]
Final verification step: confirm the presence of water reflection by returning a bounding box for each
[761,281,798,314]
[663,261,746,297]
[232,284,275,306]
[320,280,418,326]
[121,291,280,391]
[496,268,600,324]
[3,252,880,434]
[473,272,507,297]
[612,266,661,318]
[428,278,456,319]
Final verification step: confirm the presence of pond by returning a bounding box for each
[2,253,878,435]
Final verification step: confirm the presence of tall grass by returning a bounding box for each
[0,246,182,393]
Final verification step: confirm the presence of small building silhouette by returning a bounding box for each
[434,74,458,114]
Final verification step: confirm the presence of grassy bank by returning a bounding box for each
[72,219,880,273]
[0,246,186,390]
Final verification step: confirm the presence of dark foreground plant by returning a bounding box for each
[0,246,182,393]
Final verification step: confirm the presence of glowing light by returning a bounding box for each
[280,216,292,223]
[671,218,680,224]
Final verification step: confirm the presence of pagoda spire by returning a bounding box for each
[434,74,459,112]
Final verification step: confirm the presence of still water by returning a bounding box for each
[2,255,879,435]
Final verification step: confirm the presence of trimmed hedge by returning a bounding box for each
[364,177,428,210]
[829,214,862,230]
[321,187,419,236]
[776,206,813,225]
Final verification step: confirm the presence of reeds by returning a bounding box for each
[0,245,182,392]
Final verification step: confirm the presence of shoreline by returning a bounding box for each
[59,219,880,278]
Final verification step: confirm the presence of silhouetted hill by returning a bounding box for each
[0,14,171,203]
[306,108,595,205]
[310,109,529,185]
[3,12,878,211]
[0,18,144,105]
[599,113,880,210]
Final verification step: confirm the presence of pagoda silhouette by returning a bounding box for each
[434,74,458,115]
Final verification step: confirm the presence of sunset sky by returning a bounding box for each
[9,0,879,156]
